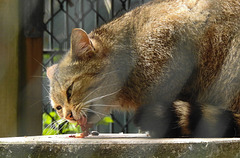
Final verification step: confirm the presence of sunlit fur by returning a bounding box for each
[47,0,240,137]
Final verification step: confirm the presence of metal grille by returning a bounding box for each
[42,0,150,134]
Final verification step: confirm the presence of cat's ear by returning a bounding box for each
[47,64,57,80]
[71,28,94,60]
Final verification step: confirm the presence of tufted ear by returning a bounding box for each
[46,64,57,80]
[71,28,94,60]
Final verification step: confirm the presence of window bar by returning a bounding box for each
[128,0,131,10]
[110,0,114,133]
[126,112,129,133]
[110,114,116,133]
[50,0,54,64]
[125,0,130,132]
[111,0,114,18]
[107,109,112,133]
[66,0,70,49]
[96,0,99,27]
[59,1,64,51]
[81,0,84,29]
[121,115,134,133]
[111,114,125,132]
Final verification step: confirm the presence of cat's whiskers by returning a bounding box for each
[33,57,47,71]
[74,90,120,120]
[74,102,85,114]
[74,104,89,122]
[81,110,88,119]
[49,119,65,131]
[84,89,121,105]
[81,108,100,119]
[44,95,51,100]
[30,99,49,107]
[44,121,56,131]
[81,107,107,118]
[42,84,50,95]
[79,111,83,119]
[52,119,65,129]
[82,83,119,103]
[90,104,120,107]
[57,121,67,132]
[44,119,66,135]
[97,69,121,78]
[58,119,66,124]
[32,76,48,79]
[54,119,68,134]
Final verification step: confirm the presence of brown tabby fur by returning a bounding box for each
[47,0,240,137]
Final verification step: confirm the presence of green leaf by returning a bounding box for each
[43,54,50,59]
[42,113,52,125]
[42,111,83,135]
[49,111,56,118]
[103,116,114,123]
[42,128,59,135]
[49,111,61,120]
[97,116,114,125]
[53,54,62,62]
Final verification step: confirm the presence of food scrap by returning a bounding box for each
[69,133,85,138]
[68,131,99,138]
[75,133,85,138]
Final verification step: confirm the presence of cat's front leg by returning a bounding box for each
[134,100,182,137]
[134,45,196,137]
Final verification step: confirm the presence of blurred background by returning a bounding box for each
[0,0,150,137]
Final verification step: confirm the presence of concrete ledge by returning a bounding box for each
[1,134,240,157]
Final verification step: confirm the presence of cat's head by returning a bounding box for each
[47,28,121,128]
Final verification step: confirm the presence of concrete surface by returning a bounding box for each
[1,134,240,157]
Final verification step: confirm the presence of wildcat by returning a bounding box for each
[47,0,240,137]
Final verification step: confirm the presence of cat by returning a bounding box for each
[47,0,240,137]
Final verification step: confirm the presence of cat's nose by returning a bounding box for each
[65,112,74,120]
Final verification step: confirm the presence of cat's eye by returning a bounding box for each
[56,105,62,110]
[67,83,74,101]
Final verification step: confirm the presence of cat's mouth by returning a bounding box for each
[76,116,92,135]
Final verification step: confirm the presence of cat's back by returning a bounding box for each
[131,0,240,54]
[133,0,240,29]
[128,0,240,98]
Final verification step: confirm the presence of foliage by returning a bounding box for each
[42,111,81,135]
[97,116,114,125]
[42,111,114,135]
